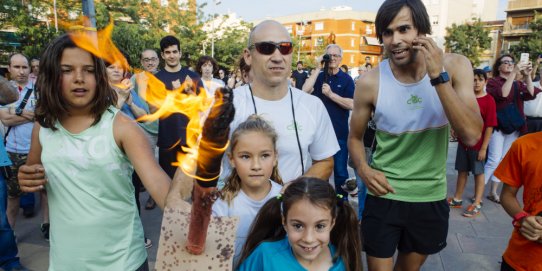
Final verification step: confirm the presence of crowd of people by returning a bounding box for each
[0,0,541,270]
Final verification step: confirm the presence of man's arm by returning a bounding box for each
[501,184,542,243]
[303,157,333,180]
[321,78,354,110]
[347,70,394,196]
[413,37,482,147]
[0,108,34,126]
[302,67,321,93]
[0,76,18,105]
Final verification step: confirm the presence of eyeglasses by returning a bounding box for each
[142,57,158,63]
[249,41,293,55]
[328,54,342,58]
[501,60,515,65]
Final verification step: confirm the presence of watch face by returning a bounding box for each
[441,72,450,82]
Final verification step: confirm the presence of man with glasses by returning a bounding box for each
[131,48,161,211]
[222,20,339,183]
[302,44,355,198]
[140,49,159,74]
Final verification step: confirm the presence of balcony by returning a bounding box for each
[360,45,382,54]
[502,22,533,36]
[507,0,542,11]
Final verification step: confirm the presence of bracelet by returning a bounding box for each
[512,211,530,227]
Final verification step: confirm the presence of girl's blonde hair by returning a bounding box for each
[220,115,283,205]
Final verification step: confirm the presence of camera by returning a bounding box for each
[321,54,331,64]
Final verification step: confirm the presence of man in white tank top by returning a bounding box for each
[347,0,483,270]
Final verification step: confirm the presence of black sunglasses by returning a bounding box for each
[249,41,293,55]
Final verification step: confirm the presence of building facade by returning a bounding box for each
[262,6,381,72]
[502,0,542,53]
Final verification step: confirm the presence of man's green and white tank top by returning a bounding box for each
[40,107,146,270]
[371,60,449,202]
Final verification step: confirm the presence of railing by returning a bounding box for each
[503,22,533,33]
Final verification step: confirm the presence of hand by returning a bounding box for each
[18,164,47,193]
[359,164,395,196]
[517,62,532,76]
[322,83,332,97]
[412,36,444,79]
[477,149,487,161]
[518,215,542,242]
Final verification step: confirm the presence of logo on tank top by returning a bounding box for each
[406,94,424,110]
[287,121,303,134]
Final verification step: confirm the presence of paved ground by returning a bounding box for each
[5,142,517,271]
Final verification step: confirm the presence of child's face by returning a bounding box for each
[60,47,97,110]
[473,74,486,93]
[229,131,277,190]
[106,62,125,84]
[283,198,335,267]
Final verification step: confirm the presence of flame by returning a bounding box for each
[64,17,225,181]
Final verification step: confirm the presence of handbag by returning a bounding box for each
[496,82,525,134]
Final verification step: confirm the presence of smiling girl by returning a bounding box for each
[237,177,361,271]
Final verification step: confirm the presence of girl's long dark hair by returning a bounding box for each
[35,34,116,130]
[237,177,362,271]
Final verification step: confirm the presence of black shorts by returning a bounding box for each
[454,146,485,175]
[361,195,449,258]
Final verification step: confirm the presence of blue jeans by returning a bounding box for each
[356,147,372,219]
[0,173,21,269]
[333,140,349,198]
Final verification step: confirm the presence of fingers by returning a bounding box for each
[363,169,395,196]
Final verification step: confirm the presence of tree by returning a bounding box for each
[0,0,66,60]
[509,15,542,64]
[445,19,492,67]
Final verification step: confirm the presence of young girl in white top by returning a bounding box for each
[212,115,283,265]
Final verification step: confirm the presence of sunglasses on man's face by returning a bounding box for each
[249,41,293,55]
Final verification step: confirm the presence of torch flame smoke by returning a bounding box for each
[66,18,226,181]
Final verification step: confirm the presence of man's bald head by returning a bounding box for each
[247,20,291,47]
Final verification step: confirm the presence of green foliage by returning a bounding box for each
[0,0,65,62]
[445,19,492,67]
[509,15,542,63]
[0,0,249,70]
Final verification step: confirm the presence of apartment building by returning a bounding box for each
[262,6,381,71]
[502,0,542,52]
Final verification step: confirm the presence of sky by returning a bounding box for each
[199,0,508,22]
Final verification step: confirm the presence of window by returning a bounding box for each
[365,25,372,35]
[315,37,324,46]
[351,38,355,47]
[431,16,439,25]
[350,55,354,63]
[315,22,324,31]
[352,22,355,31]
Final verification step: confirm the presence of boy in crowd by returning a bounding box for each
[448,69,497,217]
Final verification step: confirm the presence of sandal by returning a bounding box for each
[486,194,501,204]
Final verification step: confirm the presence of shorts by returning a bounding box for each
[361,195,449,258]
[6,152,28,198]
[454,146,485,175]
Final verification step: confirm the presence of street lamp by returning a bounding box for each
[210,0,221,58]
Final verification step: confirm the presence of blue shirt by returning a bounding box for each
[120,89,148,120]
[236,237,345,271]
[312,70,355,140]
[0,139,11,167]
